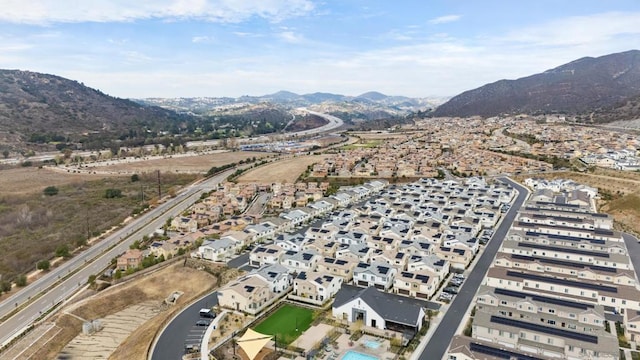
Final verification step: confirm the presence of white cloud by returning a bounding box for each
[278,31,304,43]
[191,35,214,43]
[0,0,315,24]
[428,15,461,25]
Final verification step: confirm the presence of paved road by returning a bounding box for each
[417,177,529,360]
[151,253,250,360]
[622,233,640,280]
[0,171,232,347]
[152,292,220,360]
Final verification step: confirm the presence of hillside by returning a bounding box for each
[0,70,191,152]
[432,50,640,118]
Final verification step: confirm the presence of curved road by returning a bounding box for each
[0,170,233,348]
[150,253,250,360]
[416,177,529,360]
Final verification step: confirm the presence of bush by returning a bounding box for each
[37,260,51,271]
[43,186,59,196]
[15,274,27,287]
[130,174,140,182]
[55,244,70,258]
[0,280,11,293]
[104,188,122,198]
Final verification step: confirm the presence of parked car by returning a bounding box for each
[199,309,216,318]
[196,320,211,327]
[443,287,459,294]
[450,279,463,287]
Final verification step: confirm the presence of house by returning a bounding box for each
[117,249,143,271]
[171,216,198,233]
[148,241,178,259]
[353,261,397,290]
[280,249,321,273]
[248,263,291,294]
[393,269,439,300]
[197,237,239,262]
[332,285,428,334]
[317,256,358,281]
[216,276,276,315]
[249,244,286,267]
[291,271,344,305]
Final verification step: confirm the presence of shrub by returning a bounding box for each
[131,174,140,182]
[43,186,59,196]
[104,188,122,198]
[15,274,27,287]
[37,260,51,271]
[55,244,70,258]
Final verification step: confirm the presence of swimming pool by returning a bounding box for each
[363,340,381,349]
[341,350,379,360]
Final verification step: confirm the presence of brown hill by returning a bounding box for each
[432,50,640,118]
[0,70,190,152]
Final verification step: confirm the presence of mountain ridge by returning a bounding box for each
[431,50,640,118]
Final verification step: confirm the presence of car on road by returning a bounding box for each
[443,286,459,294]
[195,320,211,327]
[199,308,216,318]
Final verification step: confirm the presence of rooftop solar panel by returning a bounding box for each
[518,242,610,258]
[469,342,544,360]
[490,316,598,344]
[510,254,617,273]
[493,288,593,310]
[506,270,618,293]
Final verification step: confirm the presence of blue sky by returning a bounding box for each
[0,0,639,98]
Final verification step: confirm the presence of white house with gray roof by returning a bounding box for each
[353,261,397,290]
[279,249,320,273]
[291,270,343,305]
[196,237,239,262]
[332,285,428,334]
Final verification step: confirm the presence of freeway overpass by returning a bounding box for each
[0,170,232,348]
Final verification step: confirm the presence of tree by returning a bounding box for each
[37,260,51,271]
[87,274,97,285]
[2,150,9,159]
[55,244,70,258]
[15,274,27,287]
[43,186,59,196]
[0,280,11,293]
[131,174,140,182]
[114,269,122,280]
[104,188,122,198]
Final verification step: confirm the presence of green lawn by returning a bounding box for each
[253,304,314,345]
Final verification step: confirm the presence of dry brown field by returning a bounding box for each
[0,167,116,195]
[94,151,274,174]
[20,261,225,360]
[236,155,325,183]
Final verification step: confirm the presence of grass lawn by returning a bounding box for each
[253,304,314,346]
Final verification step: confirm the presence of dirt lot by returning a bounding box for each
[85,151,274,174]
[0,167,115,196]
[235,155,326,183]
[18,260,222,360]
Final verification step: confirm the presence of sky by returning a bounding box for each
[1,0,639,99]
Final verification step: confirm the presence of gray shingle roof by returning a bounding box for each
[333,284,439,326]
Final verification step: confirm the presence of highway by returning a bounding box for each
[0,170,232,348]
[416,177,529,360]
